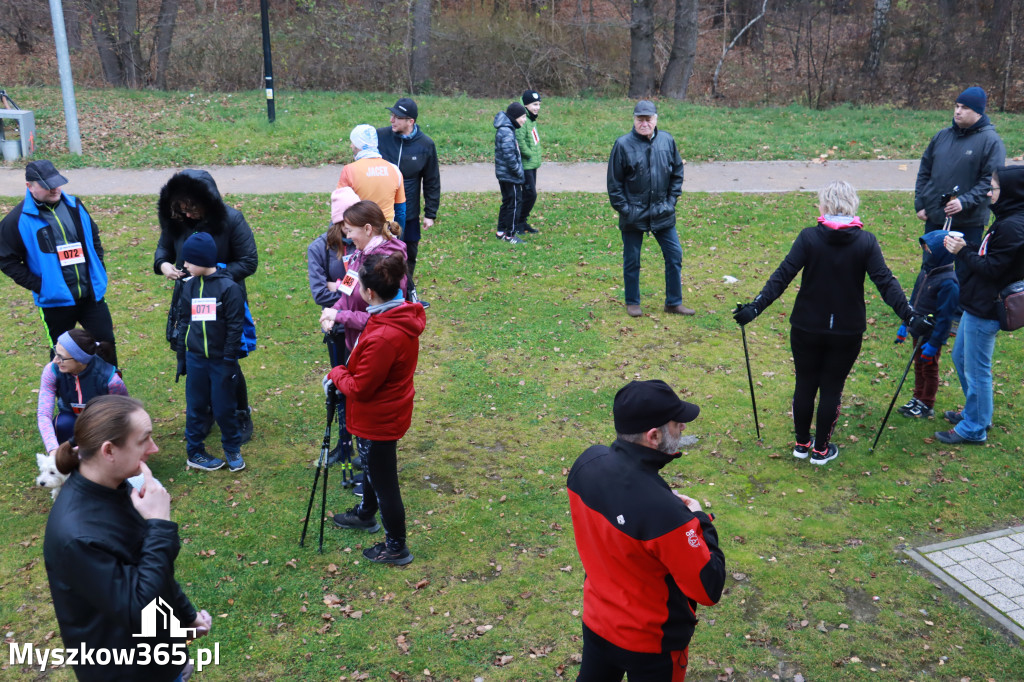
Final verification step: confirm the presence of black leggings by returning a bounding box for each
[790,328,862,450]
[357,439,406,548]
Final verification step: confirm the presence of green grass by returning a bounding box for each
[1,190,1023,681]
[7,87,1024,169]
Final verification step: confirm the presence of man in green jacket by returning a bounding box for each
[515,90,542,234]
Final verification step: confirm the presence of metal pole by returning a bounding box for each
[740,324,762,441]
[869,336,922,452]
[47,0,82,154]
[259,0,276,123]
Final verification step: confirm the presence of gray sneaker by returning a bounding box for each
[332,507,380,532]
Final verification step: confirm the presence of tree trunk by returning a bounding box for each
[65,0,83,51]
[410,0,431,93]
[151,0,180,90]
[116,0,143,87]
[86,1,124,85]
[627,0,656,98]
[861,0,891,76]
[661,0,699,99]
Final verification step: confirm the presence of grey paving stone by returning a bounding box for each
[1011,533,1024,548]
[990,578,1024,598]
[1009,550,1024,564]
[945,565,975,582]
[926,551,955,568]
[1008,609,1024,626]
[966,542,1010,563]
[986,593,1020,612]
[988,536,1024,553]
[994,560,1024,582]
[943,546,977,562]
[962,579,998,597]
[961,558,1008,581]
[1015,595,1024,608]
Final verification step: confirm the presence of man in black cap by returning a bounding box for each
[567,380,725,681]
[915,86,1005,246]
[608,100,692,318]
[0,160,118,364]
[377,97,441,289]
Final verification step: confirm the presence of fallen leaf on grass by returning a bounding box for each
[494,654,514,666]
[413,579,430,590]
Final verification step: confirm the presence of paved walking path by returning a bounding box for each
[0,159,921,197]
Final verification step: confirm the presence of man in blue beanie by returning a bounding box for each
[914,86,1006,246]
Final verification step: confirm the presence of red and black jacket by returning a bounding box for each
[567,439,725,654]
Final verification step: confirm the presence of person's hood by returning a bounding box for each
[364,235,409,260]
[494,111,514,130]
[375,301,426,339]
[815,215,863,244]
[991,164,1024,219]
[919,230,957,270]
[157,169,229,236]
[951,114,994,138]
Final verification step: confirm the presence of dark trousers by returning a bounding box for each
[54,411,77,445]
[357,439,407,548]
[42,298,117,366]
[578,624,688,682]
[326,335,353,465]
[790,329,862,450]
[405,238,420,278]
[518,168,538,228]
[912,342,943,408]
[497,181,523,234]
[185,352,240,455]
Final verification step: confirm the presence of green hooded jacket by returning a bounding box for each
[515,115,542,171]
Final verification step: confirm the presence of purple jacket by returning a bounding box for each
[329,237,409,351]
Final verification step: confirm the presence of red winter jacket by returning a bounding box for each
[328,302,425,440]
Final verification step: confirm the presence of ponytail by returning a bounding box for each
[381,220,402,242]
[54,440,79,475]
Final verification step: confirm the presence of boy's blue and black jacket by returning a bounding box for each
[175,269,244,360]
[908,230,960,347]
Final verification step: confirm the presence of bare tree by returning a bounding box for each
[151,0,180,90]
[0,0,44,54]
[116,0,143,87]
[712,0,768,96]
[861,0,891,76]
[410,0,432,93]
[661,0,699,99]
[627,0,656,97]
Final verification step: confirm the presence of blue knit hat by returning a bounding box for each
[956,87,987,116]
[182,232,217,268]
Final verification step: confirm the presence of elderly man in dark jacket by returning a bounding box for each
[154,169,258,442]
[608,100,691,317]
[494,101,528,244]
[915,87,1005,246]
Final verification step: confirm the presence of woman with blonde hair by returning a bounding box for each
[733,180,927,464]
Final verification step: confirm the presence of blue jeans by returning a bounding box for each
[620,227,683,306]
[185,352,241,455]
[951,311,1000,441]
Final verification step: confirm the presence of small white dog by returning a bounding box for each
[35,452,68,500]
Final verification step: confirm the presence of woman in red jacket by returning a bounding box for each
[327,252,425,565]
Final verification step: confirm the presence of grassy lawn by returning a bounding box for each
[1,189,1022,681]
[5,87,1024,169]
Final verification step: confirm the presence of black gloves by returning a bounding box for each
[907,313,934,339]
[733,302,760,326]
[175,353,186,383]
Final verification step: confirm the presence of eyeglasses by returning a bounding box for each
[52,349,70,364]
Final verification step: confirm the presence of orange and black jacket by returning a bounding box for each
[567,439,726,654]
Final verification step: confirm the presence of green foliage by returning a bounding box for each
[12,88,1024,170]
[1,190,1022,680]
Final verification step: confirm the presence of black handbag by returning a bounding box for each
[997,280,1024,331]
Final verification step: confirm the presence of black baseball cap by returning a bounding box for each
[613,380,700,433]
[387,97,418,120]
[25,160,69,190]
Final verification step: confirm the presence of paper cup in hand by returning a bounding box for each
[947,231,964,239]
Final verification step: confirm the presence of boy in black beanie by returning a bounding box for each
[177,232,247,472]
[493,102,528,244]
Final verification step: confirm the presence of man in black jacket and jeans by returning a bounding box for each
[377,97,441,282]
[608,100,692,318]
[915,87,1005,246]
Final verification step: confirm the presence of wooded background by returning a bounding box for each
[2,0,1022,111]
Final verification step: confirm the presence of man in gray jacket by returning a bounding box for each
[915,87,1005,246]
[607,100,692,317]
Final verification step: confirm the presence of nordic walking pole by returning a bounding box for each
[870,335,922,452]
[740,319,762,442]
[301,385,337,551]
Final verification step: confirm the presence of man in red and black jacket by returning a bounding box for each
[567,380,725,682]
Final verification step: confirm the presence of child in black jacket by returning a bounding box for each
[176,232,246,472]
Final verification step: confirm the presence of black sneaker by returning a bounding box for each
[495,231,505,240]
[352,482,364,497]
[187,450,225,471]
[897,398,919,417]
[900,398,934,418]
[792,441,811,459]
[502,233,522,245]
[237,407,253,445]
[810,443,839,466]
[363,541,414,566]
[332,507,380,532]
[943,410,992,431]
[520,224,539,234]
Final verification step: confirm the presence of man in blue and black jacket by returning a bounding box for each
[0,160,117,364]
[568,380,725,681]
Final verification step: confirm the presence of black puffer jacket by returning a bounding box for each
[607,128,685,232]
[377,126,441,222]
[154,170,258,297]
[915,115,1005,230]
[43,472,196,682]
[956,164,1024,320]
[493,112,524,184]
